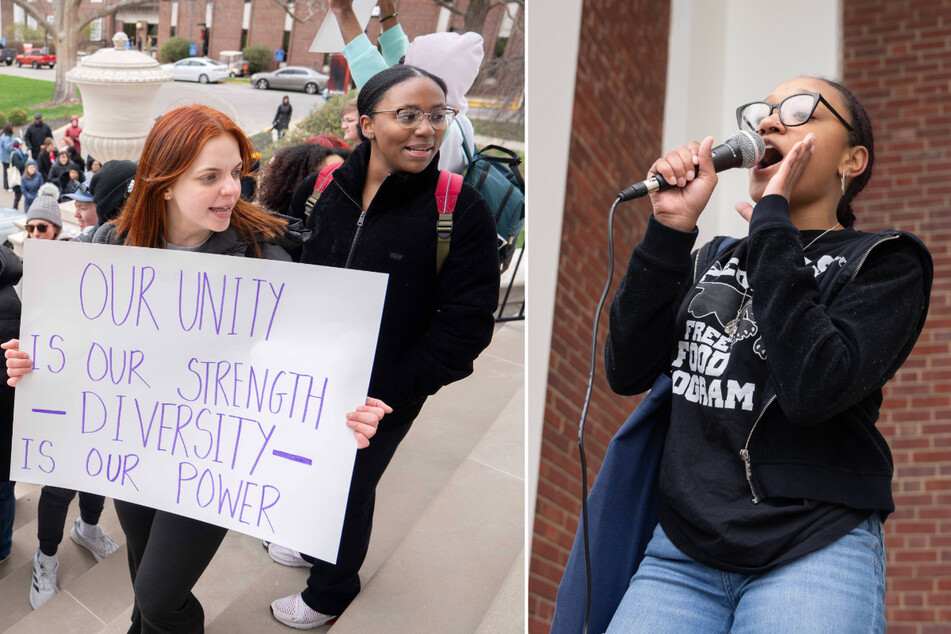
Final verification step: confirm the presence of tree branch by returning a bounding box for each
[431,0,464,16]
[272,0,325,24]
[8,0,59,39]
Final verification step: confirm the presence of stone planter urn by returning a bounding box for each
[65,32,173,163]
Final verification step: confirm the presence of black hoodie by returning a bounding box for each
[605,194,933,572]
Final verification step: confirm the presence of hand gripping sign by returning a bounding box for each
[10,240,388,564]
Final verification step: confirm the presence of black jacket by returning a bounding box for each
[0,246,22,480]
[92,216,302,261]
[606,195,933,514]
[300,141,500,412]
[273,102,292,131]
[24,121,53,159]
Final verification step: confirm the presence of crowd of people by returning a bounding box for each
[0,1,503,631]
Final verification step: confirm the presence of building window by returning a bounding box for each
[241,29,248,50]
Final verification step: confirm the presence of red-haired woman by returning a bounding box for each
[3,105,391,633]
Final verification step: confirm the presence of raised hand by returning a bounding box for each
[649,136,718,232]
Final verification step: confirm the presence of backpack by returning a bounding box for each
[303,162,463,275]
[458,124,525,273]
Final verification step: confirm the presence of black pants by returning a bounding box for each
[2,161,8,190]
[37,486,105,556]
[11,187,20,211]
[301,399,423,615]
[114,500,227,634]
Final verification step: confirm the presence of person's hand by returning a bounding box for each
[648,136,718,232]
[2,339,33,387]
[734,132,816,222]
[329,0,355,15]
[348,397,392,449]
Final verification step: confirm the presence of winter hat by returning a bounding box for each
[24,159,36,170]
[403,32,484,113]
[27,191,63,228]
[90,160,137,225]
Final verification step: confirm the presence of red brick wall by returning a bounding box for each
[247,0,286,70]
[528,1,670,631]
[209,1,243,58]
[844,1,951,631]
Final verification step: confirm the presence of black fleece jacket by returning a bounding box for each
[300,141,500,413]
[605,195,933,515]
[0,246,22,480]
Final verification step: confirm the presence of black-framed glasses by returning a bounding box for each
[25,222,52,234]
[368,106,459,130]
[736,92,854,133]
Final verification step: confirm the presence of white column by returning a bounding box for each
[526,0,585,545]
[665,0,842,245]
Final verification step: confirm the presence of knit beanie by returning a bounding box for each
[27,191,63,228]
[90,160,137,226]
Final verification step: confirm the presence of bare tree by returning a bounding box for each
[9,0,158,104]
[431,0,524,35]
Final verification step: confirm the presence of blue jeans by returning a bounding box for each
[607,516,886,634]
[0,480,14,559]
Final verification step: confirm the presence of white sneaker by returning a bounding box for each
[266,541,309,568]
[269,593,337,629]
[69,518,119,562]
[29,551,59,609]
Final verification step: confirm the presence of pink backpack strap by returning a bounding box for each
[304,162,344,221]
[435,170,463,275]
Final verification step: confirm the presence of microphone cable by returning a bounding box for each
[577,195,622,634]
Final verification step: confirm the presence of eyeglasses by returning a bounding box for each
[368,107,459,130]
[25,222,52,234]
[736,92,854,133]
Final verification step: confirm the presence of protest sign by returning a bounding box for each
[309,0,376,53]
[10,240,388,564]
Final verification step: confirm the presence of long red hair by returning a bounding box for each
[113,105,286,253]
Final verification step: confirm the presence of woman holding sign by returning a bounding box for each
[263,66,500,629]
[3,104,391,633]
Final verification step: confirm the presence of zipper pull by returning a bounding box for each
[739,449,761,504]
[356,210,367,227]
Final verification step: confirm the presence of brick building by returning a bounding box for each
[529,1,951,632]
[0,0,522,96]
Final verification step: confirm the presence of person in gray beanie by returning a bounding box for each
[25,189,62,240]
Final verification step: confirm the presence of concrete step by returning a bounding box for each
[330,382,524,632]
[0,488,126,632]
[477,548,526,634]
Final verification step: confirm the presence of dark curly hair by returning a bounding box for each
[256,143,351,215]
[819,78,875,228]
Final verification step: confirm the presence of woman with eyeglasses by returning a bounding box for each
[3,104,392,633]
[265,65,500,629]
[600,77,932,632]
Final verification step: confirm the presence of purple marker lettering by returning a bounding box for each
[80,263,107,320]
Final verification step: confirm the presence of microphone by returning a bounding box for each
[617,131,766,201]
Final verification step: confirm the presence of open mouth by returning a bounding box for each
[209,206,232,217]
[757,147,784,170]
[405,145,433,157]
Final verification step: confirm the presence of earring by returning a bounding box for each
[840,170,849,196]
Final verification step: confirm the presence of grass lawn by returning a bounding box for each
[0,75,84,121]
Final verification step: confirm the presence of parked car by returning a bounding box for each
[250,66,329,95]
[160,57,229,84]
[218,50,249,78]
[0,48,15,66]
[15,49,55,69]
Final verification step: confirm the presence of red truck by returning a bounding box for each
[15,49,55,69]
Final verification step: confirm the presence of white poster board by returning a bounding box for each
[10,240,388,564]
[309,0,377,53]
